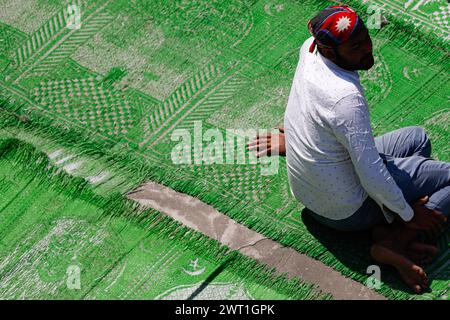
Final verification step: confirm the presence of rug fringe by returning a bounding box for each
[0,136,331,300]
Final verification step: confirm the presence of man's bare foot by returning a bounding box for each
[396,258,429,294]
[371,244,429,294]
[371,224,439,266]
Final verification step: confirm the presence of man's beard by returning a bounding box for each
[334,48,375,71]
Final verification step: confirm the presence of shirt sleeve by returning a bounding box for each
[329,93,414,222]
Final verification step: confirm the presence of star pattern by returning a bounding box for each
[335,16,351,32]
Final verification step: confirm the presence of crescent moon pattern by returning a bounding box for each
[182,267,206,276]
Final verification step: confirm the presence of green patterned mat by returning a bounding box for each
[0,0,449,299]
[0,137,329,299]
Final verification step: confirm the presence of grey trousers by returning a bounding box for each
[309,126,450,232]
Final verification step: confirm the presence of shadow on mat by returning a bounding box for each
[300,208,417,295]
[187,257,234,300]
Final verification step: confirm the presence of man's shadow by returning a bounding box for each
[300,208,428,295]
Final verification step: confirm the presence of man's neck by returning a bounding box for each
[317,51,358,76]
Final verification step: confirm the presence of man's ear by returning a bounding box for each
[319,46,336,60]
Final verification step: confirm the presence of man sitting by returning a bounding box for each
[248,5,449,293]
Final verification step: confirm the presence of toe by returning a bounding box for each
[418,268,429,287]
[413,284,422,294]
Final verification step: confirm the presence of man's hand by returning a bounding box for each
[402,196,447,240]
[247,126,286,157]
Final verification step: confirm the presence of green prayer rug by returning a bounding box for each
[0,137,329,299]
[0,0,448,300]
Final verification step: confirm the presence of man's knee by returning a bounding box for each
[409,126,431,156]
[408,126,427,139]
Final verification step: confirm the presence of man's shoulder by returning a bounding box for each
[301,67,362,106]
